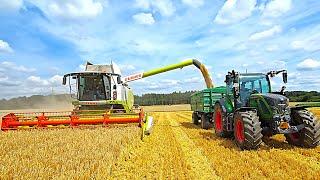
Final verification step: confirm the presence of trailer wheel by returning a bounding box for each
[234,111,263,150]
[201,114,210,130]
[213,103,232,138]
[285,109,320,148]
[192,112,199,125]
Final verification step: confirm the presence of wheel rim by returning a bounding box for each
[215,110,222,132]
[290,133,300,142]
[236,119,245,142]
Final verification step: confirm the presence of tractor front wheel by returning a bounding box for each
[234,111,263,150]
[285,109,320,148]
[192,112,199,125]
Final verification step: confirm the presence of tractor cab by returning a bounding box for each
[238,73,271,106]
[226,70,287,109]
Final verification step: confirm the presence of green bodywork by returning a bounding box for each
[191,86,226,113]
[248,94,274,121]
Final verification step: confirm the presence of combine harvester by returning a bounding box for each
[1,59,213,134]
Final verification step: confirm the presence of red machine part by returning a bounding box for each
[1,110,144,131]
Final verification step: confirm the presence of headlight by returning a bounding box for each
[272,106,278,114]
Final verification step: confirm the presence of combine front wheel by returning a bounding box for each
[285,109,320,148]
[233,111,263,150]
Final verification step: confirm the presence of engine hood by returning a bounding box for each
[261,93,289,106]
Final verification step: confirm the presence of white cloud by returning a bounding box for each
[297,58,320,71]
[153,0,175,17]
[291,34,320,52]
[135,0,150,9]
[249,25,282,41]
[262,0,292,18]
[119,64,136,71]
[184,77,201,83]
[27,76,48,86]
[78,64,86,71]
[266,44,279,52]
[134,0,175,17]
[30,0,103,21]
[182,0,204,8]
[1,61,36,72]
[133,13,155,25]
[214,0,256,25]
[27,75,63,86]
[0,40,13,53]
[0,0,23,12]
[49,75,63,85]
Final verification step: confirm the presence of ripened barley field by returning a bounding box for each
[0,106,319,179]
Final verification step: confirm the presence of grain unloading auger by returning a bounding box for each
[1,59,212,132]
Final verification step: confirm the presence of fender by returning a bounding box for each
[217,98,233,113]
[215,98,234,131]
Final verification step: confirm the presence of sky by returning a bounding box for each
[0,0,319,99]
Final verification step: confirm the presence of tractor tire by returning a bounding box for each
[234,111,263,150]
[192,112,199,125]
[285,109,320,148]
[213,103,233,138]
[201,114,210,130]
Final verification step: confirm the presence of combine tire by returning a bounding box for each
[213,103,232,138]
[285,109,320,148]
[234,111,263,150]
[201,114,210,130]
[192,112,199,125]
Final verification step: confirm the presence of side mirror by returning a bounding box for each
[62,76,67,85]
[225,75,230,83]
[282,71,288,83]
[117,76,122,84]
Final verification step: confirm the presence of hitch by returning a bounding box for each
[277,124,305,134]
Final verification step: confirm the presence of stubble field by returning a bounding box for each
[0,105,319,179]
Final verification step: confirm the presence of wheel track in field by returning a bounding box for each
[164,113,220,179]
[111,112,219,179]
[110,113,189,179]
[172,112,320,179]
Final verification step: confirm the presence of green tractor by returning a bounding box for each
[214,70,320,150]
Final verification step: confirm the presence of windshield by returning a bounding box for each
[239,74,270,104]
[78,75,108,101]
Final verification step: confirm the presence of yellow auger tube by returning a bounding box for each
[125,59,214,88]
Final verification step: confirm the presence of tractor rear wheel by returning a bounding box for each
[192,112,199,125]
[234,111,263,150]
[285,109,320,148]
[201,114,210,130]
[213,103,232,137]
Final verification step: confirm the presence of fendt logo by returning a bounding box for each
[124,73,143,82]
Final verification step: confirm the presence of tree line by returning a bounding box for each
[0,91,319,110]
